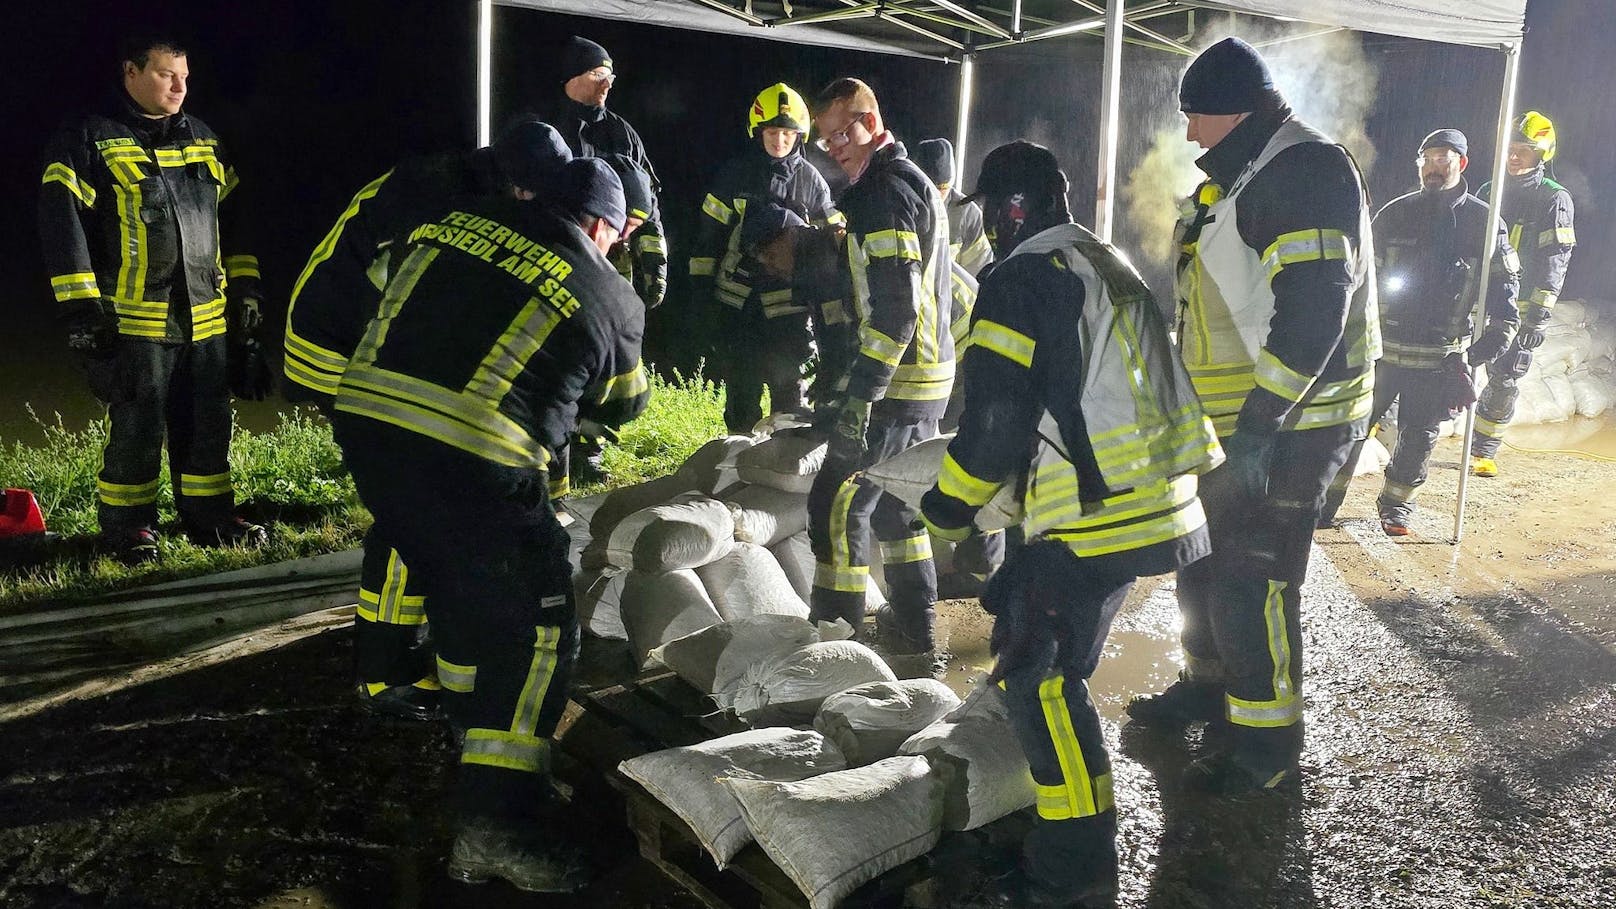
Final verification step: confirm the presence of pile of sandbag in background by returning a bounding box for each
[1508,299,1616,424]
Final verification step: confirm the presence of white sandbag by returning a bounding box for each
[562,491,607,526]
[752,412,813,435]
[813,679,962,766]
[724,484,808,547]
[695,542,810,621]
[726,756,943,909]
[731,640,898,725]
[735,431,827,494]
[653,614,824,697]
[1532,333,1585,377]
[619,728,847,869]
[575,566,629,640]
[1570,368,1615,418]
[899,684,1036,831]
[769,531,888,610]
[1352,436,1391,477]
[566,518,593,571]
[1551,299,1588,329]
[677,435,757,495]
[607,493,736,571]
[862,435,1022,532]
[582,474,699,568]
[622,569,724,669]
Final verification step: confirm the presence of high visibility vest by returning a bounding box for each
[1004,223,1221,555]
[1179,119,1381,436]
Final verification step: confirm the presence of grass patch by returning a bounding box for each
[0,368,727,610]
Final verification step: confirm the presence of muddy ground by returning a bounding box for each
[1,434,1614,908]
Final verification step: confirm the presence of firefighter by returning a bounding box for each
[1469,110,1577,477]
[913,137,993,277]
[691,82,841,433]
[1125,38,1379,793]
[1320,129,1520,535]
[548,36,664,481]
[331,157,648,891]
[919,141,1217,907]
[40,33,270,563]
[806,78,954,654]
[283,118,572,719]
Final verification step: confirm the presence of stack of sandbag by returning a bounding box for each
[695,543,809,621]
[734,430,826,494]
[1505,299,1616,424]
[813,679,961,766]
[899,684,1036,831]
[726,756,944,909]
[618,728,847,868]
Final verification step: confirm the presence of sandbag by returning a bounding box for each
[575,566,628,640]
[677,435,757,495]
[566,518,593,571]
[770,531,888,611]
[1570,367,1615,418]
[752,412,813,435]
[619,728,847,869]
[1352,436,1391,477]
[813,679,962,766]
[653,614,843,700]
[900,685,1036,831]
[588,474,699,543]
[606,493,736,571]
[695,542,810,621]
[731,640,897,725]
[862,435,1023,532]
[724,484,808,547]
[735,431,827,494]
[562,491,608,526]
[726,756,943,909]
[622,569,724,669]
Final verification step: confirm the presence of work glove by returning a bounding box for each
[65,298,119,358]
[1440,352,1480,414]
[228,295,275,401]
[1221,429,1277,501]
[1516,326,1547,351]
[826,396,871,468]
[1517,304,1551,350]
[636,254,668,309]
[1465,325,1512,365]
[576,418,621,446]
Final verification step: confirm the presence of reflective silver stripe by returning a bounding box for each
[879,534,932,565]
[813,561,869,593]
[437,657,476,692]
[461,728,549,772]
[511,626,562,736]
[702,193,734,225]
[863,229,922,262]
[858,325,906,367]
[971,319,1035,367]
[1253,349,1315,402]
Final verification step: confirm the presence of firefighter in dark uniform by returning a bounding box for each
[913,137,993,277]
[549,36,665,480]
[920,141,1217,909]
[284,118,573,718]
[1469,110,1577,477]
[690,82,841,432]
[1125,39,1380,792]
[40,34,271,562]
[332,157,649,892]
[1320,129,1520,535]
[807,78,954,654]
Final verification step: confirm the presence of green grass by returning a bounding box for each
[0,368,727,610]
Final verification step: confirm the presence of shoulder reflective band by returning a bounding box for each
[290,169,394,307]
[43,162,96,207]
[702,193,734,225]
[970,319,1035,368]
[864,229,922,262]
[1262,228,1351,280]
[1253,348,1316,403]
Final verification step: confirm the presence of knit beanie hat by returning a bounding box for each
[1179,37,1285,115]
[740,204,808,254]
[913,138,956,190]
[560,36,612,82]
[1419,128,1468,158]
[604,154,656,222]
[493,117,572,193]
[557,157,626,233]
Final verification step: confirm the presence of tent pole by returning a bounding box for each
[1454,40,1522,544]
[477,0,493,147]
[1094,0,1124,240]
[955,54,976,180]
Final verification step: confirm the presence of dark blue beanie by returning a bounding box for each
[1179,37,1285,115]
[913,138,956,189]
[1419,128,1468,158]
[493,118,572,193]
[603,154,655,222]
[560,36,612,83]
[740,204,808,254]
[557,158,626,233]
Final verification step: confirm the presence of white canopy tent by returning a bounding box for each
[482,0,1528,542]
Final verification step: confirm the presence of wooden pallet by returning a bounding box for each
[555,667,1034,909]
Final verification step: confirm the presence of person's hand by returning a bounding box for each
[1516,326,1546,351]
[229,337,276,401]
[1221,430,1276,500]
[65,298,119,358]
[827,397,870,466]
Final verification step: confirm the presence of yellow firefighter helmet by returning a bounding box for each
[748,83,810,137]
[1516,110,1558,162]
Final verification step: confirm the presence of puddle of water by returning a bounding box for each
[1506,415,1616,459]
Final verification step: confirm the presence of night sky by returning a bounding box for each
[1,0,1608,433]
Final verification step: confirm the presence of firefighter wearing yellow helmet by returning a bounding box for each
[691,82,845,432]
[1470,109,1577,477]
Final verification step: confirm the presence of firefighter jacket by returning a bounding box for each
[284,148,506,402]
[690,145,841,318]
[1374,179,1520,369]
[1480,167,1575,328]
[840,140,956,421]
[40,93,261,343]
[333,197,650,470]
[944,188,993,277]
[921,221,1219,566]
[1174,110,1380,438]
[552,99,667,305]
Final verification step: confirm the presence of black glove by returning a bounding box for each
[826,397,870,468]
[230,336,276,401]
[1517,304,1551,350]
[1440,353,1479,413]
[1516,327,1547,351]
[1466,326,1511,365]
[636,255,668,309]
[65,298,119,358]
[1221,429,1277,501]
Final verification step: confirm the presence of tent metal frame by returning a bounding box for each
[481,0,1527,543]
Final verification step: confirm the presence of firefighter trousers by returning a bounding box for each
[333,419,578,823]
[1471,341,1535,459]
[1177,424,1354,758]
[721,307,810,434]
[806,418,939,643]
[990,541,1132,893]
[95,336,235,532]
[1322,362,1452,525]
[355,529,434,687]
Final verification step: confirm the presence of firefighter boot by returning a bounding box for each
[356,677,442,722]
[448,816,592,892]
[1471,456,1498,478]
[1124,671,1224,730]
[188,517,269,549]
[104,526,161,565]
[1183,724,1302,795]
[987,868,1118,908]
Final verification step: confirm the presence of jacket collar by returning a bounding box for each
[113,87,186,142]
[1421,176,1469,211]
[1509,165,1545,190]
[1194,107,1289,189]
[853,134,902,185]
[565,97,607,124]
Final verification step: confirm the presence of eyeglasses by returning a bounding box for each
[584,68,616,83]
[813,112,869,152]
[1416,151,1459,166]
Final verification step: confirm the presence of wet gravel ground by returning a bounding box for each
[2,449,1614,907]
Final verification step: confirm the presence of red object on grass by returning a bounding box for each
[0,488,47,539]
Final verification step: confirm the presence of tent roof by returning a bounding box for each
[500,0,1526,60]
